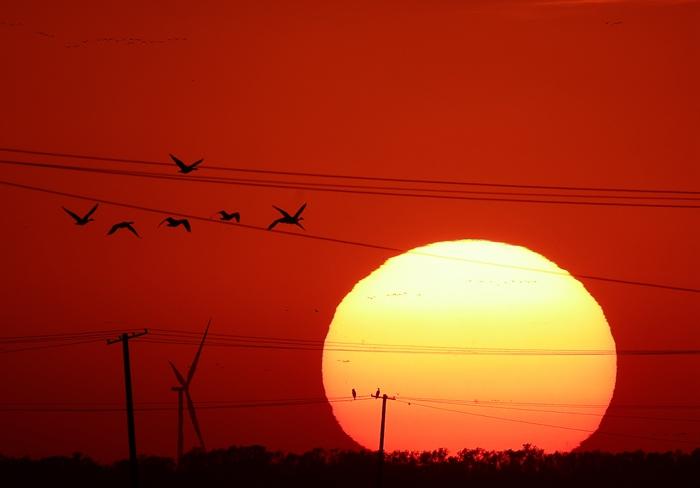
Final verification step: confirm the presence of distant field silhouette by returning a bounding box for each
[2,445,699,487]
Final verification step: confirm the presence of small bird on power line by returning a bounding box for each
[375,388,380,399]
[169,153,204,174]
[107,221,141,238]
[216,210,240,222]
[62,203,98,226]
[267,203,306,230]
[352,388,357,400]
[159,217,192,232]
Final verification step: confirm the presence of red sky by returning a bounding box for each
[0,0,698,461]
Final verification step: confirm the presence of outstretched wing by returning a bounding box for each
[84,203,99,219]
[169,153,186,171]
[272,205,292,219]
[189,158,204,169]
[293,203,307,219]
[169,361,187,386]
[182,219,192,232]
[106,223,119,235]
[267,218,281,230]
[186,319,210,386]
[62,207,81,222]
[127,224,141,238]
[158,218,170,227]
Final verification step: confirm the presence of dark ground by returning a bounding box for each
[2,445,699,487]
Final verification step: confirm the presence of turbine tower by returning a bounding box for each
[169,319,210,463]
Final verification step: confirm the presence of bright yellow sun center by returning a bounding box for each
[322,240,617,453]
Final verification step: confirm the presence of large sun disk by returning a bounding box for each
[322,240,617,453]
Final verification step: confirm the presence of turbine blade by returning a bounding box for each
[185,390,205,450]
[186,319,210,385]
[169,361,187,386]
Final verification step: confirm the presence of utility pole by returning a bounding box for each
[376,393,394,488]
[107,329,148,488]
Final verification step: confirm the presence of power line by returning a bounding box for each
[2,395,697,445]
[2,327,700,356]
[0,396,369,412]
[2,146,699,195]
[395,397,700,423]
[393,399,700,446]
[395,396,700,410]
[0,338,109,354]
[1,179,698,293]
[3,158,700,209]
[143,330,700,356]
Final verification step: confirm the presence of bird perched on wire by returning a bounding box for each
[267,203,306,230]
[159,217,192,232]
[169,153,204,174]
[62,203,98,226]
[107,221,141,238]
[352,388,357,400]
[375,388,380,399]
[216,210,240,222]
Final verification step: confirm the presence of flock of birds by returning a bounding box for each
[61,154,307,238]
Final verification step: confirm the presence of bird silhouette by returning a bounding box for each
[107,221,141,238]
[62,203,98,226]
[159,217,192,232]
[170,153,204,174]
[216,210,240,222]
[267,203,306,230]
[352,388,357,400]
[375,388,380,399]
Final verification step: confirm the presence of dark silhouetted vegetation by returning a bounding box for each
[2,445,699,487]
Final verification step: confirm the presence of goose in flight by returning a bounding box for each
[267,203,306,230]
[159,217,192,232]
[170,154,204,174]
[62,203,98,226]
[107,221,141,238]
[216,210,240,222]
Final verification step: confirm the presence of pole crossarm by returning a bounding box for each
[106,329,149,345]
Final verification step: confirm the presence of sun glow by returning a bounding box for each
[322,240,617,453]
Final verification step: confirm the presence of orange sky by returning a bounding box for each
[0,0,698,460]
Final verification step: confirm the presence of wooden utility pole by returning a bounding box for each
[107,329,148,488]
[376,393,392,488]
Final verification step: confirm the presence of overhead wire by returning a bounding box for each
[2,158,700,209]
[393,399,700,445]
[1,179,698,293]
[2,146,699,195]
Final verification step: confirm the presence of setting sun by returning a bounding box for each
[322,240,617,453]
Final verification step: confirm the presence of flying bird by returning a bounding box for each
[107,221,140,238]
[62,203,98,226]
[216,210,240,222]
[267,203,306,230]
[352,388,357,400]
[159,217,192,232]
[170,153,204,174]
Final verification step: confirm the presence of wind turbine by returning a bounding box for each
[169,319,210,463]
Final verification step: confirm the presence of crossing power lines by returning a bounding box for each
[0,179,698,293]
[1,156,700,209]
